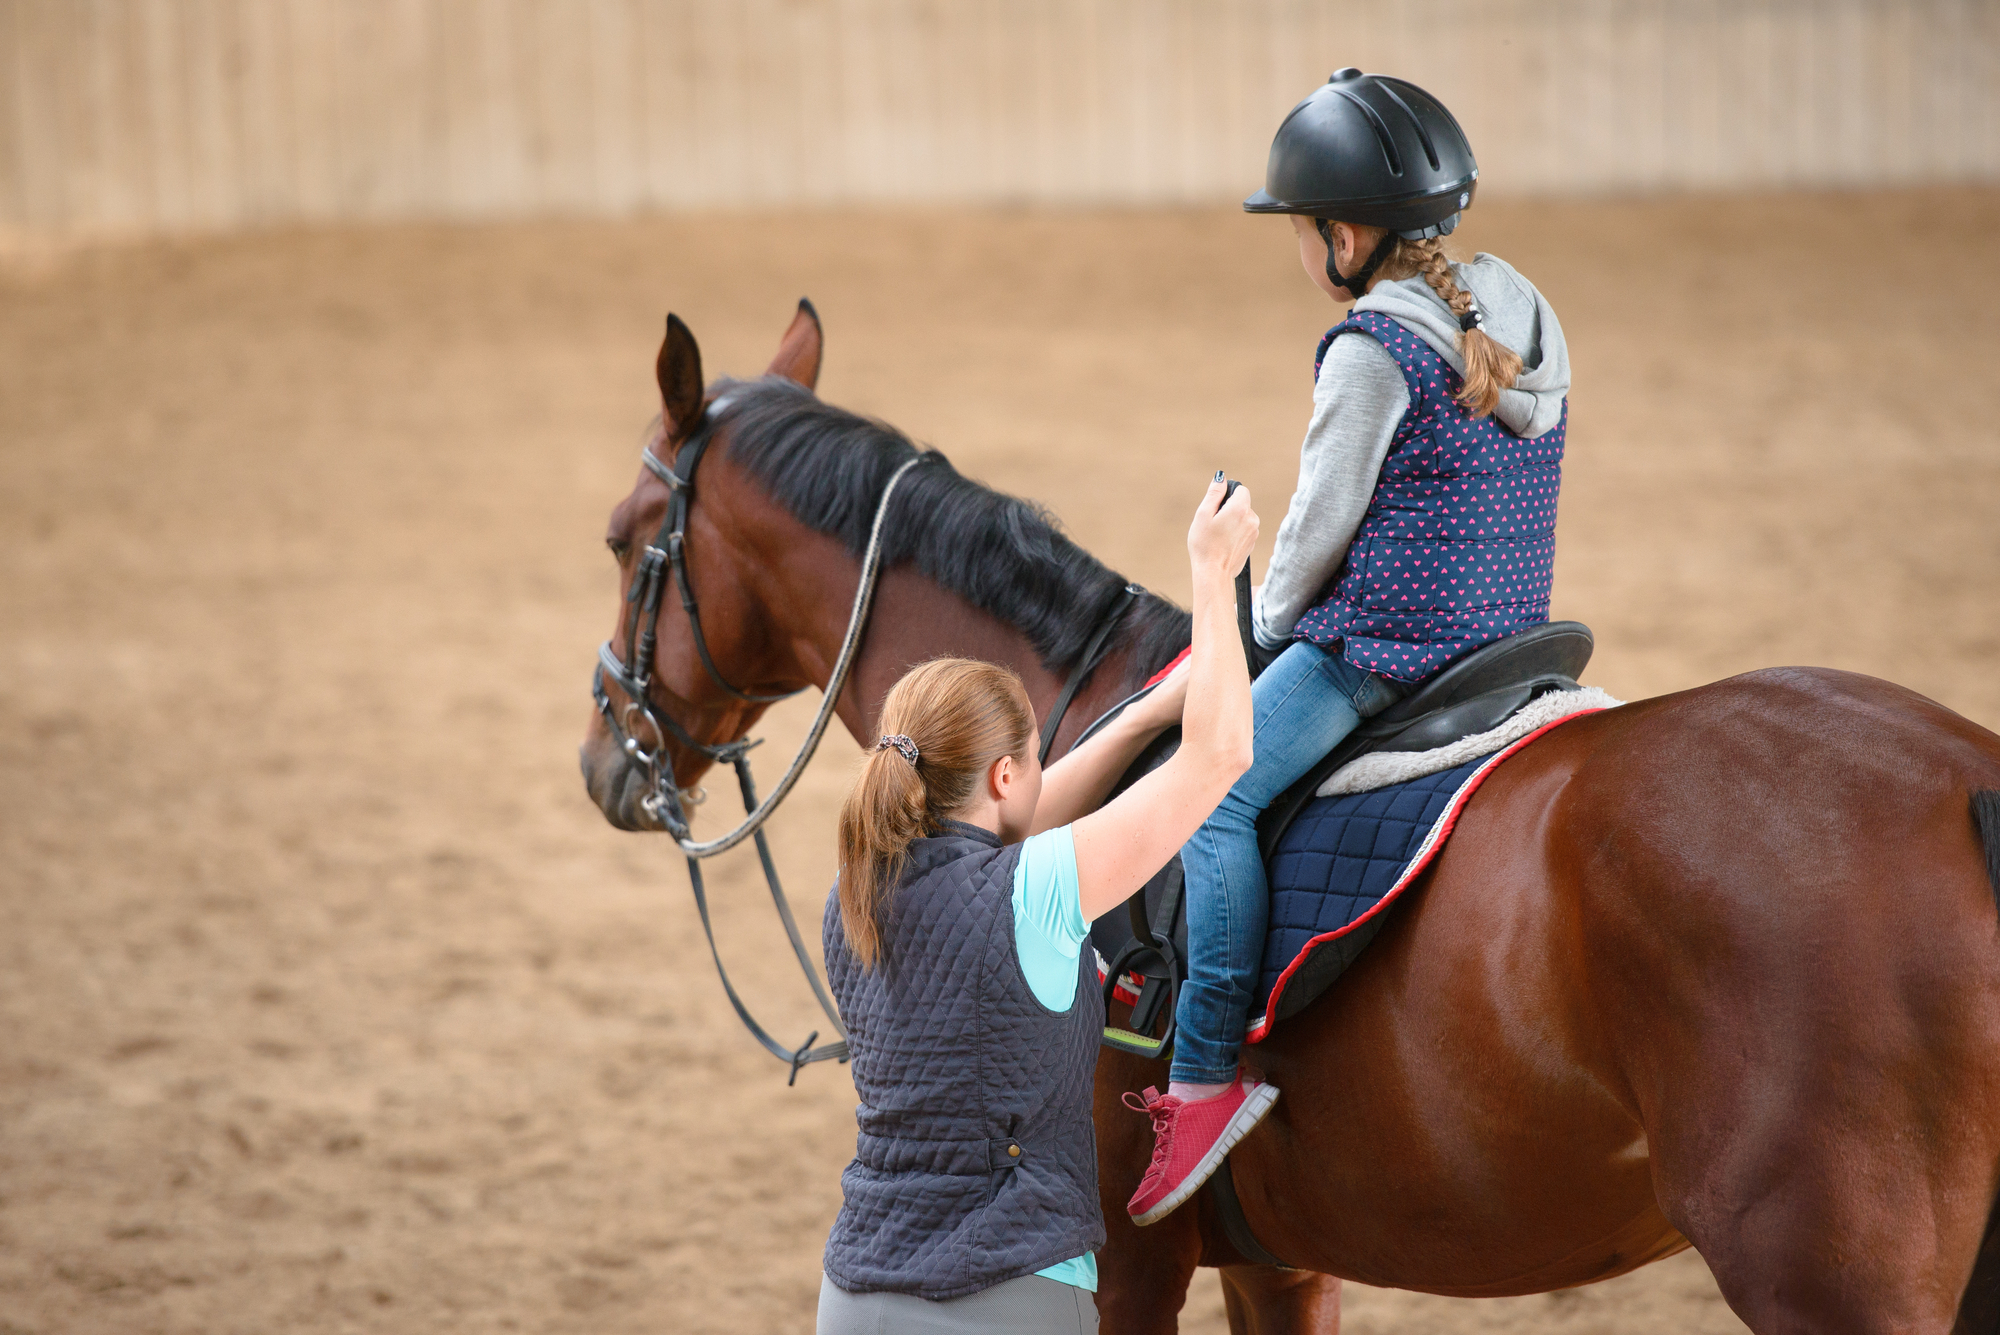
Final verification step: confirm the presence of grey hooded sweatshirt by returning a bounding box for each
[1253,252,1572,649]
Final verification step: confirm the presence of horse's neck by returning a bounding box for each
[780,551,1145,758]
[844,567,1066,738]
[725,465,1156,757]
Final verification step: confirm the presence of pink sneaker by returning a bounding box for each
[1123,1076,1280,1225]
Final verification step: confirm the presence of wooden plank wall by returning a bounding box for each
[3,0,1996,237]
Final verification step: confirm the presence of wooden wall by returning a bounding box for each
[3,0,1996,237]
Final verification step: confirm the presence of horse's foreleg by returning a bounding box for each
[1219,1266,1341,1335]
[1093,1211,1202,1334]
[1096,1047,1204,1333]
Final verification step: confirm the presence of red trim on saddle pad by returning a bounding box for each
[1144,647,1191,689]
[1243,709,1603,1046]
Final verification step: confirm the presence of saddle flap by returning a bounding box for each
[1090,622,1595,1055]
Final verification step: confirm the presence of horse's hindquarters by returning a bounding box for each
[1559,672,2000,1332]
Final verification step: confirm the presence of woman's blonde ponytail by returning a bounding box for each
[1385,237,1523,420]
[835,658,1034,969]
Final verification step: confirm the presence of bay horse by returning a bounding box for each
[579,302,2000,1334]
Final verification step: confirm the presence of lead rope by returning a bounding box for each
[664,450,933,1080]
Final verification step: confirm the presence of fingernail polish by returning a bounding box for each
[1213,470,1225,483]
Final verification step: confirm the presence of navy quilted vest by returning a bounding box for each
[821,821,1105,1300]
[1296,310,1566,682]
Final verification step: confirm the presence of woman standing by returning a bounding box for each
[817,476,1258,1333]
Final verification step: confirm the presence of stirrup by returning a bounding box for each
[1100,856,1186,1060]
[1100,938,1178,1060]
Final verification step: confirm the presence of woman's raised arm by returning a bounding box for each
[1069,476,1257,922]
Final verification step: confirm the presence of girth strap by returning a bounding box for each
[1207,1157,1295,1269]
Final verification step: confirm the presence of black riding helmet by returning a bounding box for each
[1246,69,1478,295]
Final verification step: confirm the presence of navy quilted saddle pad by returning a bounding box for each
[1246,752,1493,1044]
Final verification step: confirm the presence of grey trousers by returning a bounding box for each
[817,1273,1099,1335]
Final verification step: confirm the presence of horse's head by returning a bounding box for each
[579,301,826,832]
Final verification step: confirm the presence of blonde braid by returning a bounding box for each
[1386,237,1523,419]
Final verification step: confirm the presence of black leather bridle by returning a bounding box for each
[593,402,797,843]
[591,395,1139,1082]
[592,396,932,1081]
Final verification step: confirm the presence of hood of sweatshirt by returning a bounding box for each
[1352,252,1569,439]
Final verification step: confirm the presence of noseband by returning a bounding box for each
[591,396,933,1079]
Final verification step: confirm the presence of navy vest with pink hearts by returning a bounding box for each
[1295,310,1565,683]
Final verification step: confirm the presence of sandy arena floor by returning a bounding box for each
[3,190,1998,1333]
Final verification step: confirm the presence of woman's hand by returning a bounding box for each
[1028,652,1189,835]
[1188,475,1259,583]
[1125,653,1191,731]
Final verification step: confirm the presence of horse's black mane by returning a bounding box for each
[714,377,1191,684]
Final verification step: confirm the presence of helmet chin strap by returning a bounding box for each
[1315,219,1395,298]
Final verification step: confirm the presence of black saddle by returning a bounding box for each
[1090,619,1593,1060]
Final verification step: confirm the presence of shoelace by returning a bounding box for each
[1123,1089,1182,1176]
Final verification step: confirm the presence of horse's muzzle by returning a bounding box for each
[578,726,663,833]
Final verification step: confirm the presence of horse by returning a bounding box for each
[579,302,2000,1335]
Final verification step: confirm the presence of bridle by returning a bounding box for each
[590,391,1142,1082]
[592,393,933,1081]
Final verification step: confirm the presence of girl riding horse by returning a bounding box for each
[1124,70,1573,1225]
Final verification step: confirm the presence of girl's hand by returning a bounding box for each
[1188,475,1259,581]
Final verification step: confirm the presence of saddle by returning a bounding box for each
[1090,618,1594,1061]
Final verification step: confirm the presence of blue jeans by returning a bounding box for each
[1169,641,1407,1085]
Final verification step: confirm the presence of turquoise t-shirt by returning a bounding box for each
[1010,824,1097,1294]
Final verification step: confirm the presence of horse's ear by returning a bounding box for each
[765,298,823,391]
[656,313,706,441]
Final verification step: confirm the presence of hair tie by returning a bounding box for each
[1457,302,1485,334]
[876,734,920,766]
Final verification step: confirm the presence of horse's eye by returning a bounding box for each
[606,537,630,560]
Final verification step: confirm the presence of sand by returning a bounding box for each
[3,188,1998,1333]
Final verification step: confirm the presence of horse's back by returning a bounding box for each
[1548,667,2000,1040]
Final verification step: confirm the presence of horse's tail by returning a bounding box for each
[1956,792,2000,1334]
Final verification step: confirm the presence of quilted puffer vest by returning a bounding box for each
[1296,309,1566,682]
[821,821,1105,1300]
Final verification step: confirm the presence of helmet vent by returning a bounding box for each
[1375,82,1440,172]
[1332,88,1402,176]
